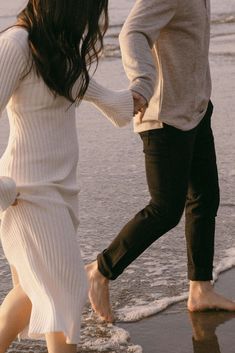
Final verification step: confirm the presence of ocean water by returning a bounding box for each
[0,0,235,352]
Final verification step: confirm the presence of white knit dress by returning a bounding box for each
[0,27,133,344]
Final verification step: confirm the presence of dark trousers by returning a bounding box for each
[97,101,220,281]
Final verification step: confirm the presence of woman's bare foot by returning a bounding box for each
[85,261,114,323]
[188,281,235,312]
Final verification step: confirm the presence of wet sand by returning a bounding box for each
[120,268,235,353]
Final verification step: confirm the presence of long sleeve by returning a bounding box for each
[119,0,177,102]
[83,78,133,127]
[0,35,27,117]
[0,34,28,214]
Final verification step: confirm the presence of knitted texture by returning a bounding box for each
[0,26,133,343]
[119,0,211,132]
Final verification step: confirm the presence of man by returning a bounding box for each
[86,0,235,322]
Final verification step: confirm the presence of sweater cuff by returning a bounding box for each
[83,78,134,127]
[129,82,154,104]
[0,177,17,213]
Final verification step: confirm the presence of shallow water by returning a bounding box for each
[0,0,235,352]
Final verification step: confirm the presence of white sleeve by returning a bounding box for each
[0,177,17,214]
[76,78,134,128]
[0,37,26,214]
[0,36,27,117]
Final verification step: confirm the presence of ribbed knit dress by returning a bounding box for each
[0,27,133,344]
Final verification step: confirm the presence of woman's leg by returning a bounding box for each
[0,289,77,353]
[46,333,77,353]
[0,286,77,353]
[0,284,31,353]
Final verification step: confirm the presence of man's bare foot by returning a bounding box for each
[188,281,235,312]
[85,261,114,323]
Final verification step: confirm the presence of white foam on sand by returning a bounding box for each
[213,248,235,282]
[79,250,235,353]
[115,248,235,322]
[84,250,235,352]
[116,293,188,322]
[81,324,142,353]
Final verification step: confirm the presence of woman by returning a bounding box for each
[0,1,133,352]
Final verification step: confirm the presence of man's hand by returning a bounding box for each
[132,91,148,121]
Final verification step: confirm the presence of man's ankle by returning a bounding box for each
[189,280,213,293]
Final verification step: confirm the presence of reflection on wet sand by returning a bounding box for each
[189,311,235,353]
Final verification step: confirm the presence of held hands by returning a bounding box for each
[132,91,148,121]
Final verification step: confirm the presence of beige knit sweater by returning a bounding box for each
[119,0,212,132]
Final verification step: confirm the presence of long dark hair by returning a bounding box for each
[17,0,109,103]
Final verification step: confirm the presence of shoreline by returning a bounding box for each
[119,267,235,353]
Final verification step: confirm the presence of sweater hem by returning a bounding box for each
[134,107,208,133]
[134,120,163,133]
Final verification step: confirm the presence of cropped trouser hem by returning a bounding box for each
[188,267,213,281]
[97,252,118,280]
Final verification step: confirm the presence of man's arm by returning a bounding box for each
[119,0,177,103]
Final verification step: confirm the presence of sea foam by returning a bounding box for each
[115,248,235,323]
[80,322,142,353]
